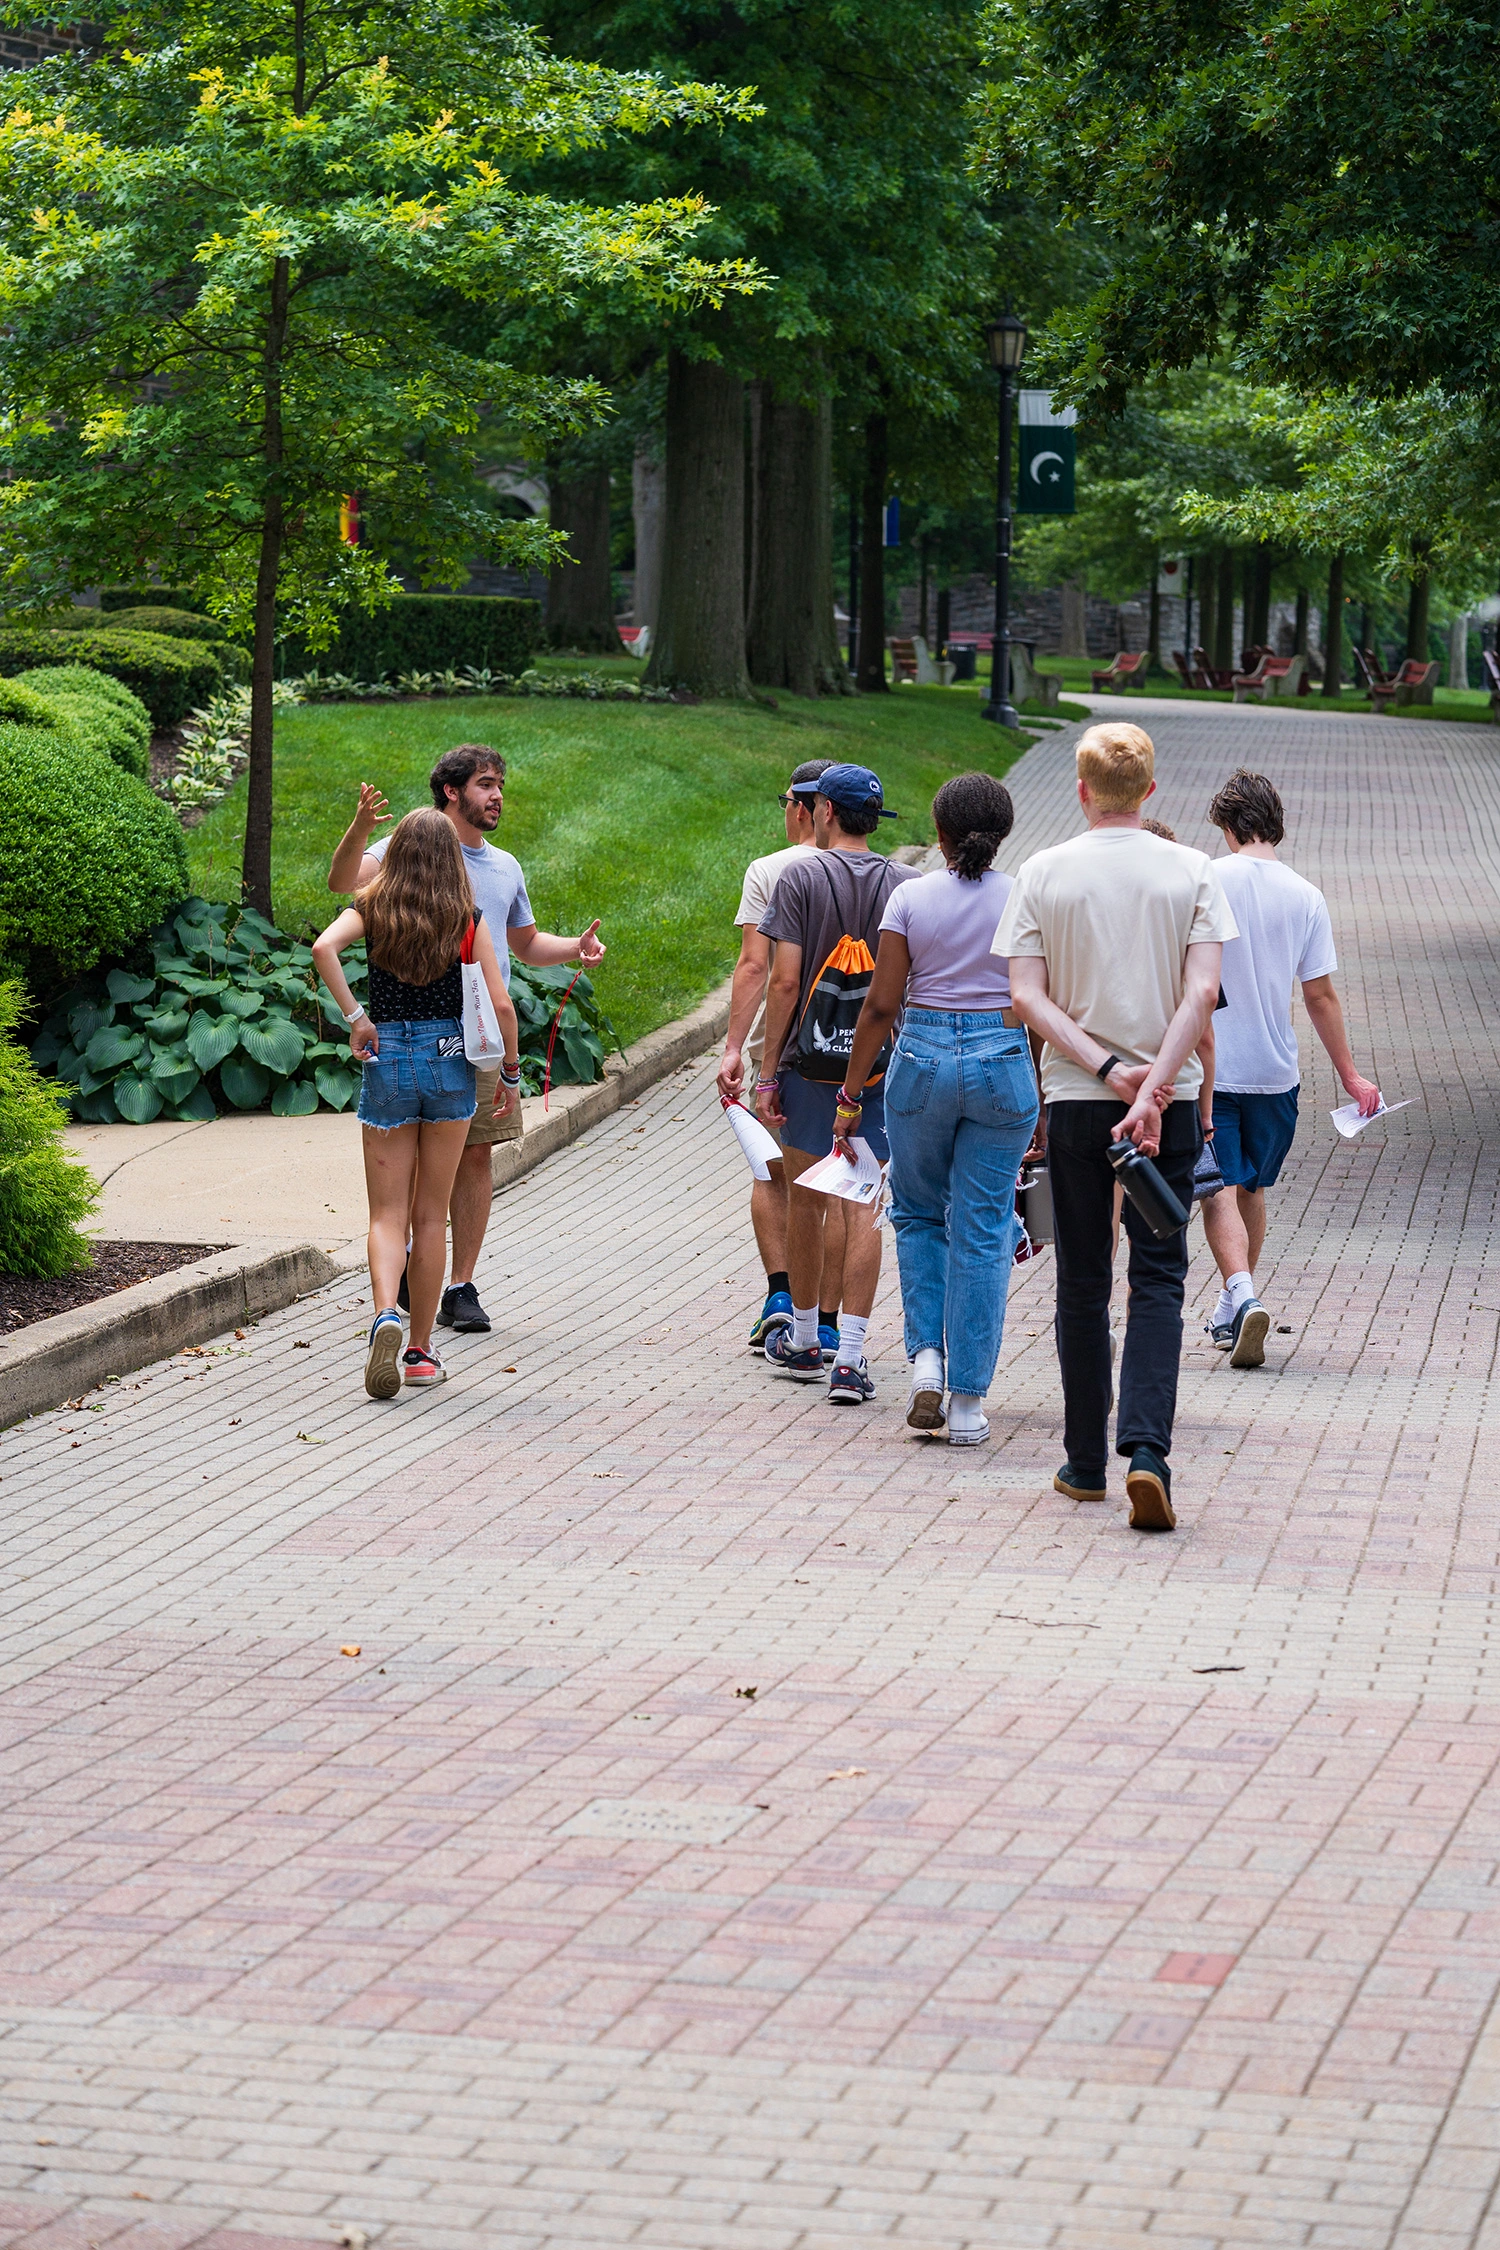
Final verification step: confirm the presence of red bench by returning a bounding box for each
[1369,658,1437,714]
[1090,650,1149,691]
[1232,653,1307,703]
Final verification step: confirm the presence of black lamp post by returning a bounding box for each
[982,309,1027,727]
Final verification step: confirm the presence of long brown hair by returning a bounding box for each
[357,809,473,985]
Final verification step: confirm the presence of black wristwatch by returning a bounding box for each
[1096,1053,1121,1082]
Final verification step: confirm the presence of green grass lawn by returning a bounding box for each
[187,683,1029,1046]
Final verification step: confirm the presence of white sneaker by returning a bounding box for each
[947,1394,990,1447]
[906,1348,945,1432]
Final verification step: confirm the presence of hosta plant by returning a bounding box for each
[32,896,618,1121]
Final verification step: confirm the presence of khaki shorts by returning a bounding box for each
[466,1062,525,1146]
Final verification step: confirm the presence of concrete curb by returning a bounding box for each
[3,977,734,1421]
[0,1240,339,1429]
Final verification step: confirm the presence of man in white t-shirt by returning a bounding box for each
[329,743,605,1334]
[996,723,1236,1532]
[1200,769,1380,1367]
[717,758,847,1355]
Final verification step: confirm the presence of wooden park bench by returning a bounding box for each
[889,635,956,687]
[1353,646,1397,698]
[1232,652,1308,703]
[1172,650,1214,690]
[1192,645,1235,690]
[1368,657,1437,714]
[1090,649,1148,691]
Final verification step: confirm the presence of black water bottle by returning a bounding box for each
[1108,1137,1190,1239]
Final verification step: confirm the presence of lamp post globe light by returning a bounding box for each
[982,310,1027,728]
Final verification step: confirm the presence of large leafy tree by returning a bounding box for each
[0,0,756,915]
[979,0,1500,414]
[531,0,998,698]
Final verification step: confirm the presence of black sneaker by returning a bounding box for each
[396,1260,410,1314]
[1125,1447,1175,1532]
[1054,1462,1107,1502]
[828,1359,875,1404]
[438,1281,491,1333]
[1228,1298,1270,1369]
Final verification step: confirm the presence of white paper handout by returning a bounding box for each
[798,1136,887,1205]
[721,1098,784,1181]
[1330,1096,1412,1139]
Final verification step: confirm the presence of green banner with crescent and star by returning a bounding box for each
[1016,390,1076,515]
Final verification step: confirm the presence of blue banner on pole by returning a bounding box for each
[884,494,900,547]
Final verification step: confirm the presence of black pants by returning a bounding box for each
[1046,1100,1202,1475]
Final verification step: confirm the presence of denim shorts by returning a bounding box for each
[357,1017,477,1131]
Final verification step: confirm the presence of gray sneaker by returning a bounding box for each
[1204,1317,1234,1351]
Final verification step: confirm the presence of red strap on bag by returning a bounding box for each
[542,966,586,1111]
[459,917,476,964]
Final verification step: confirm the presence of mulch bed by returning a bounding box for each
[1,1240,227,1335]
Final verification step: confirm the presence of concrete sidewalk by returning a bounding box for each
[5,699,1500,2249]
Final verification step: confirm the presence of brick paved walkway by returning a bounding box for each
[3,700,1499,2249]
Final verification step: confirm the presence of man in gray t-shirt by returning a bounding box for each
[328,741,605,1333]
[755,762,912,1404]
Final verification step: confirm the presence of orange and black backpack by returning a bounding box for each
[790,857,895,1088]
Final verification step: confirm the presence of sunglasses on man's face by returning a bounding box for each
[778,790,816,810]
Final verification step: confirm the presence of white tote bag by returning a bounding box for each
[459,918,507,1065]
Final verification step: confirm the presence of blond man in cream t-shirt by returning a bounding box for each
[996,722,1236,1533]
[718,758,846,1356]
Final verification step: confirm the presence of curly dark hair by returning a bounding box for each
[1207,768,1285,846]
[931,771,1015,879]
[429,743,506,808]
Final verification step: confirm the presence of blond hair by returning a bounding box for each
[1076,722,1154,811]
[357,808,474,986]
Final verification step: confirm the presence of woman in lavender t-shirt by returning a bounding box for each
[832,774,1039,1445]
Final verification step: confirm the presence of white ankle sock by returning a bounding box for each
[791,1304,820,1350]
[1226,1270,1255,1314]
[911,1346,944,1390]
[948,1392,988,1433]
[1213,1289,1235,1326]
[837,1314,869,1366]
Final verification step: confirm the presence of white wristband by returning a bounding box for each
[343,1005,368,1025]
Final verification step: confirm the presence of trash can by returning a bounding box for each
[949,645,977,681]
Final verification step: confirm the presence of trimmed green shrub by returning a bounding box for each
[0,628,223,727]
[14,666,152,781]
[66,605,227,646]
[0,725,188,986]
[100,586,204,614]
[0,679,70,734]
[0,976,98,1277]
[282,593,541,682]
[32,896,618,1122]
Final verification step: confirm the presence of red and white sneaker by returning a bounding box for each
[402,1345,447,1386]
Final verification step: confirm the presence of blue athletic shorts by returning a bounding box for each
[1212,1087,1300,1191]
[778,1069,890,1163]
[357,1017,477,1131]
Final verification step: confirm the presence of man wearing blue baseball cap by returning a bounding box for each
[755,764,914,1403]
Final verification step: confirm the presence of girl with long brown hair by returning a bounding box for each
[314,808,520,1398]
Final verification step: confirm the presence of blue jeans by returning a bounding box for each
[885,1009,1039,1396]
[357,1017,477,1131]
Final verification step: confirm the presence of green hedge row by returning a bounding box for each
[282,593,541,682]
[14,665,153,781]
[100,586,205,614]
[0,628,223,727]
[0,724,188,988]
[77,606,229,646]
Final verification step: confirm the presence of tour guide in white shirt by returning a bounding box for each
[995,722,1236,1533]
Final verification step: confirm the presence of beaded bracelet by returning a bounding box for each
[499,1061,521,1086]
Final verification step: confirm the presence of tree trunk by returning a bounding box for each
[242,251,291,923]
[1213,549,1236,674]
[1322,553,1344,695]
[1406,552,1431,662]
[546,463,618,653]
[744,382,761,622]
[631,445,664,634]
[1197,554,1216,667]
[1058,578,1088,659]
[1148,555,1162,672]
[918,536,930,646]
[1293,584,1309,654]
[645,351,750,698]
[1250,542,1273,647]
[856,410,889,692]
[936,585,951,656]
[746,387,848,697]
[1448,612,1470,690]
